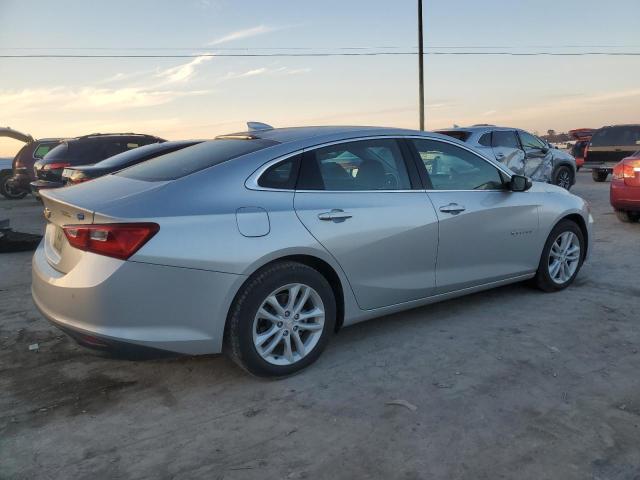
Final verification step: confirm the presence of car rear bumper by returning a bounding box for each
[30,179,64,194]
[583,162,616,172]
[32,242,245,355]
[610,180,640,212]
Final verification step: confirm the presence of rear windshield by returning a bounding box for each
[435,131,471,142]
[96,141,199,168]
[116,139,279,181]
[590,126,640,147]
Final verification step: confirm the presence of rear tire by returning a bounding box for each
[0,172,27,200]
[553,165,574,190]
[615,210,640,223]
[592,170,608,182]
[225,261,336,377]
[534,220,585,292]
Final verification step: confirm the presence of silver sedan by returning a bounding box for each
[32,125,593,376]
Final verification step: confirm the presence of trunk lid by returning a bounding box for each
[39,174,166,273]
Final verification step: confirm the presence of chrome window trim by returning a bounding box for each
[245,134,516,193]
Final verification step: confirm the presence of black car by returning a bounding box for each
[0,127,63,199]
[584,125,640,182]
[62,140,202,185]
[31,133,165,194]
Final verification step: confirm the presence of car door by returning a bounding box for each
[409,138,541,293]
[293,138,439,310]
[491,130,526,175]
[518,130,554,182]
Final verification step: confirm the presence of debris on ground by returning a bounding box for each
[28,343,39,352]
[386,399,418,411]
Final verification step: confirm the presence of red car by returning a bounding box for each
[610,153,640,223]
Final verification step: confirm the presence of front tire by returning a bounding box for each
[592,170,608,182]
[0,172,27,200]
[225,261,336,377]
[534,220,585,292]
[553,165,574,190]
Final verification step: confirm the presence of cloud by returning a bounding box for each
[482,109,497,116]
[221,66,310,82]
[0,86,209,115]
[208,25,278,46]
[156,55,214,84]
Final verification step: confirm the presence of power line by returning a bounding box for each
[1,52,639,59]
[1,44,639,51]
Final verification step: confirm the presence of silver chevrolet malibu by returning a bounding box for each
[32,125,593,376]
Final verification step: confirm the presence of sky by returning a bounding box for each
[1,0,639,156]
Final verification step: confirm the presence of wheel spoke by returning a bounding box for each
[255,325,279,347]
[258,308,281,324]
[266,295,286,316]
[293,286,311,315]
[298,307,324,321]
[297,322,322,332]
[261,330,284,356]
[283,335,294,363]
[292,331,305,357]
[549,259,561,279]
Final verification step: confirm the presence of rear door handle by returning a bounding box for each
[439,203,466,214]
[495,153,505,159]
[318,209,353,222]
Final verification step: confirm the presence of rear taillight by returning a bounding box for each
[63,223,159,260]
[612,158,640,187]
[68,177,92,185]
[43,162,71,171]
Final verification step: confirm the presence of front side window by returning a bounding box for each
[492,130,520,149]
[519,131,546,150]
[412,139,505,191]
[298,139,411,191]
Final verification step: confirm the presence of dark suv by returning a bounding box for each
[31,133,164,194]
[585,125,640,182]
[0,127,63,199]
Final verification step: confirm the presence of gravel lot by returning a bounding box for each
[1,171,639,479]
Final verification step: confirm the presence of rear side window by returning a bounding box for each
[118,139,278,181]
[258,155,301,189]
[492,131,520,149]
[33,143,57,159]
[436,131,471,142]
[297,139,411,191]
[591,126,640,147]
[478,133,492,146]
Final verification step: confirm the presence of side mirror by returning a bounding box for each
[541,146,550,154]
[510,174,532,192]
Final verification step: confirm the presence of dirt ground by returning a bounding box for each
[1,171,639,480]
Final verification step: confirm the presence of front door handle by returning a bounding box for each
[439,203,466,214]
[318,209,353,222]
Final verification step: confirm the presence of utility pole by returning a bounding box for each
[418,0,425,130]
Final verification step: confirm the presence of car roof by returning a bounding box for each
[436,125,518,134]
[218,125,442,145]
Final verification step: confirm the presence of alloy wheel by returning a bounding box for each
[557,170,572,189]
[252,283,325,366]
[548,231,581,284]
